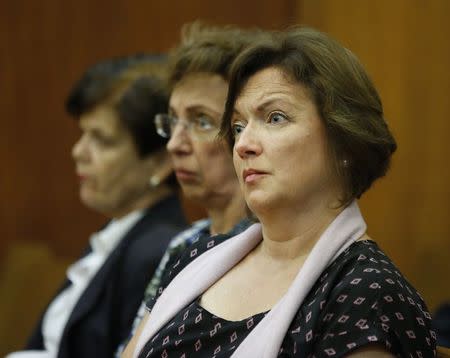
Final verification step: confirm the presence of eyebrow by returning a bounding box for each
[234,96,293,116]
[170,104,222,118]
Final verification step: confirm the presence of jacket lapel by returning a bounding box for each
[59,211,152,343]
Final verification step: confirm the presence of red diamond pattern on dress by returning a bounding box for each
[338,315,349,323]
[178,324,185,335]
[190,248,198,257]
[213,345,221,354]
[195,312,202,324]
[355,319,369,329]
[162,336,169,345]
[306,330,313,341]
[385,278,395,285]
[380,315,390,322]
[350,278,361,285]
[416,317,425,326]
[207,240,215,248]
[324,348,336,355]
[210,322,221,337]
[306,311,312,322]
[194,339,202,351]
[230,331,237,343]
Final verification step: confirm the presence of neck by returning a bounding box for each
[256,199,344,261]
[110,184,174,220]
[206,190,247,236]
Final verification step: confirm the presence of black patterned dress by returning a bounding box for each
[140,235,436,358]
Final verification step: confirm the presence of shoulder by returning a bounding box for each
[166,218,211,249]
[293,240,436,357]
[164,231,233,282]
[276,241,435,356]
[323,240,429,311]
[161,218,251,282]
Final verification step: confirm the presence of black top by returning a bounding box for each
[142,235,436,357]
[25,194,188,358]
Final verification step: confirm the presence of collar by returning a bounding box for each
[90,210,144,255]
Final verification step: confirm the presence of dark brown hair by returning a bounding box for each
[168,22,268,87]
[66,54,169,158]
[221,27,397,205]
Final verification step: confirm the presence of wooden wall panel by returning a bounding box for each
[0,0,296,354]
[297,0,450,311]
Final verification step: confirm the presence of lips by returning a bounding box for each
[76,173,88,181]
[174,168,197,181]
[243,168,268,183]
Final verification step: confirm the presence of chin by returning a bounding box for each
[80,194,104,213]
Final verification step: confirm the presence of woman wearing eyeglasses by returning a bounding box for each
[118,24,267,356]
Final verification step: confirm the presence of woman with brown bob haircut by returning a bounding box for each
[126,28,436,357]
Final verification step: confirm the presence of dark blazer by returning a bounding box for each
[25,194,187,358]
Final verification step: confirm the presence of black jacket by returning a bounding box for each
[25,195,187,358]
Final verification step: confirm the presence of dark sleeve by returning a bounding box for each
[312,266,436,357]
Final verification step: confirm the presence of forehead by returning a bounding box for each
[235,66,309,111]
[79,105,122,134]
[170,72,228,113]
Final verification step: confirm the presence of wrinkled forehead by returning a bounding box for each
[234,66,308,114]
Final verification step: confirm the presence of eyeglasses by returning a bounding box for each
[154,113,220,141]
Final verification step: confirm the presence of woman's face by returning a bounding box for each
[167,73,239,205]
[231,66,341,215]
[72,105,155,217]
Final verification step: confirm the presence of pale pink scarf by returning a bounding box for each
[134,201,366,357]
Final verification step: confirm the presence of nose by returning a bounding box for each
[71,134,89,162]
[234,124,262,159]
[167,121,192,156]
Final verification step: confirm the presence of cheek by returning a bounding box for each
[201,144,235,182]
[233,151,244,182]
[95,152,136,189]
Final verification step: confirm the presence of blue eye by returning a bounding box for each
[194,115,215,131]
[268,111,288,124]
[231,123,245,137]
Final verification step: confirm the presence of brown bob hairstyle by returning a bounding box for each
[220,27,397,206]
[167,22,268,88]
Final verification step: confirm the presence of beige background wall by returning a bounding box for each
[1,0,448,354]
